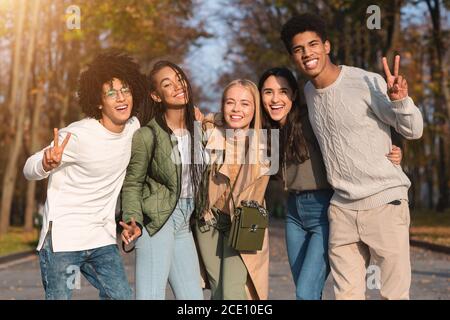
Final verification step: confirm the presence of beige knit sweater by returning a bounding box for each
[304,65,423,210]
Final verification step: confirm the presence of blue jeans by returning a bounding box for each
[38,233,132,300]
[135,198,203,300]
[285,189,333,300]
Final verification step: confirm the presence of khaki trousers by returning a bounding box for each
[195,221,248,300]
[328,200,411,300]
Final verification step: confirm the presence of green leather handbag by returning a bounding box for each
[221,164,269,252]
[228,199,269,251]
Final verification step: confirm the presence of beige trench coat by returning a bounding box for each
[197,114,271,300]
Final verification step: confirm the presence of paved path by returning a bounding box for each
[0,218,449,300]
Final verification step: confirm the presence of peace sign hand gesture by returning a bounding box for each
[119,218,142,245]
[382,55,408,101]
[42,128,71,172]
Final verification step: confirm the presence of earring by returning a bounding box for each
[99,106,102,110]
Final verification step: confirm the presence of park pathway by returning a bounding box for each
[0,218,449,300]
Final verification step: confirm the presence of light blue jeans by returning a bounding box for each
[135,198,203,300]
[285,189,333,300]
[39,232,132,300]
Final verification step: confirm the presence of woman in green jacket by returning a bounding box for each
[120,61,205,300]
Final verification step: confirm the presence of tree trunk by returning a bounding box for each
[436,137,448,211]
[24,86,44,231]
[0,0,41,235]
[425,163,434,209]
[383,0,403,59]
[425,0,449,211]
[59,95,70,128]
[411,166,422,209]
[7,0,26,127]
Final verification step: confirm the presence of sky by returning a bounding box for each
[1,1,447,110]
[185,0,234,111]
[183,1,444,111]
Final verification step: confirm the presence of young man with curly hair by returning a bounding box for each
[280,14,423,300]
[23,51,147,300]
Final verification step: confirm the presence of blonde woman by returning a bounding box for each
[195,79,274,300]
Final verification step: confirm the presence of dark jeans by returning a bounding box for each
[38,232,132,300]
[285,189,333,300]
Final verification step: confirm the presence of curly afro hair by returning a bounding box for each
[280,13,328,54]
[77,50,147,119]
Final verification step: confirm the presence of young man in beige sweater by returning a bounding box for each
[280,13,423,299]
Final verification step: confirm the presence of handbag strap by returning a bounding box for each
[224,163,256,215]
[122,241,135,253]
[224,162,243,215]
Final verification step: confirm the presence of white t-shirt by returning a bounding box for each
[175,133,193,198]
[23,117,140,252]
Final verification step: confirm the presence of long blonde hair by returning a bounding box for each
[220,79,264,180]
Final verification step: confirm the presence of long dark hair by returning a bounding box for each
[258,67,309,165]
[142,60,204,204]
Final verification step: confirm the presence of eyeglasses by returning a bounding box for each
[103,87,132,100]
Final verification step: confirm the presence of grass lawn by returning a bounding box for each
[410,209,450,246]
[0,227,39,257]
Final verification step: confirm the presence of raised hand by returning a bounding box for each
[386,144,402,165]
[42,128,71,172]
[119,218,142,245]
[382,55,408,101]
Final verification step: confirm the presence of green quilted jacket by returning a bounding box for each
[121,115,182,236]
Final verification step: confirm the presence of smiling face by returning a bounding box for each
[100,78,133,129]
[223,85,255,130]
[291,31,331,79]
[261,75,295,126]
[150,66,188,107]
